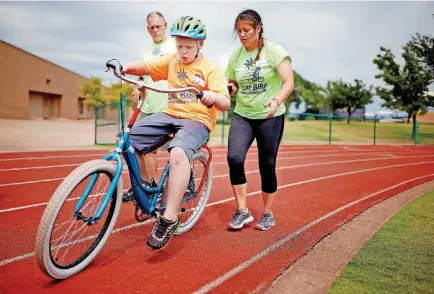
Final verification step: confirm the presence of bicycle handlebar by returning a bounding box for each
[105,60,203,99]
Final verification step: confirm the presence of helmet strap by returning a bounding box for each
[195,40,200,59]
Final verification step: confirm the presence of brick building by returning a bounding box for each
[0,40,94,120]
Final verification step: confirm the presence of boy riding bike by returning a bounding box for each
[121,16,230,251]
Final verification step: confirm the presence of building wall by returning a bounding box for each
[0,40,90,120]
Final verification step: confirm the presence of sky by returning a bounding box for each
[1,1,433,113]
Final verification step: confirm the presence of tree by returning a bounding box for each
[81,77,107,106]
[325,79,373,124]
[373,46,434,137]
[345,79,373,124]
[325,79,347,114]
[107,82,134,103]
[298,78,327,113]
[407,15,434,75]
[284,71,327,114]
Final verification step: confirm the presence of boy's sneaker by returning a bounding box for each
[228,209,254,230]
[146,215,180,250]
[255,212,276,231]
[122,179,157,203]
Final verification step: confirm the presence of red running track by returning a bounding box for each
[0,145,433,293]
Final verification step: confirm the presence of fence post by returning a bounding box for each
[373,115,377,145]
[94,105,97,145]
[328,114,332,145]
[117,100,121,133]
[414,122,419,145]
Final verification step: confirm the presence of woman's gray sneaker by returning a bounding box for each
[255,212,276,231]
[228,209,254,230]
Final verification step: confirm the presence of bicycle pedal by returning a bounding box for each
[134,204,152,222]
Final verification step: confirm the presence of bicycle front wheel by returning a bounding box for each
[35,159,123,279]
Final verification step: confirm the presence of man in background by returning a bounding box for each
[123,11,176,202]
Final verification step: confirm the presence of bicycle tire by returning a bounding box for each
[35,159,123,279]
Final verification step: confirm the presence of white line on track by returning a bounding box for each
[0,161,433,268]
[0,146,406,163]
[1,154,433,187]
[192,173,434,294]
[0,151,394,172]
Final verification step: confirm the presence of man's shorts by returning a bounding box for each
[130,112,209,160]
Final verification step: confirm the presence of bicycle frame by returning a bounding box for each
[74,60,213,224]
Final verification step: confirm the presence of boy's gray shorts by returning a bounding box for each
[129,112,209,160]
[138,112,169,152]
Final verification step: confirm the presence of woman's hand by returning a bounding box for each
[228,81,238,97]
[264,98,280,118]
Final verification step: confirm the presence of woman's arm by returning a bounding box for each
[274,58,295,105]
[264,58,295,118]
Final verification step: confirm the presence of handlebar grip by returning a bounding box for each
[106,61,125,76]
[196,92,212,109]
[106,62,116,70]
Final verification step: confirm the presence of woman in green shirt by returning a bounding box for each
[226,9,295,231]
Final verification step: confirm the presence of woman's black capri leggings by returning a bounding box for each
[227,113,285,193]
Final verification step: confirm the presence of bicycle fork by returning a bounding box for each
[74,152,123,225]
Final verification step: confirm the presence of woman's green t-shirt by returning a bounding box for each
[226,40,290,119]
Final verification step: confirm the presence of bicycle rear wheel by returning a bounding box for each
[35,159,123,279]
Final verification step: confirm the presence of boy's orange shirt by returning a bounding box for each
[143,53,229,132]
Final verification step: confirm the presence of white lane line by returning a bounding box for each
[0,163,85,172]
[0,153,108,162]
[192,173,434,294]
[0,151,389,172]
[1,153,433,187]
[0,147,400,164]
[2,155,434,213]
[0,161,433,268]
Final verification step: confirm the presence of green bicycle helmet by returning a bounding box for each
[170,16,207,40]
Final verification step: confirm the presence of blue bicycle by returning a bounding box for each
[35,60,214,279]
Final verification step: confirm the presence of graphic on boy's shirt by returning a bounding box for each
[169,68,200,104]
[168,89,199,104]
[177,68,188,81]
[192,74,206,87]
[239,57,267,95]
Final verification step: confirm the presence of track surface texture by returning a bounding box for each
[0,145,433,293]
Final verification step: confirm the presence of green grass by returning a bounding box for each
[212,120,434,145]
[328,190,434,294]
[93,120,434,146]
